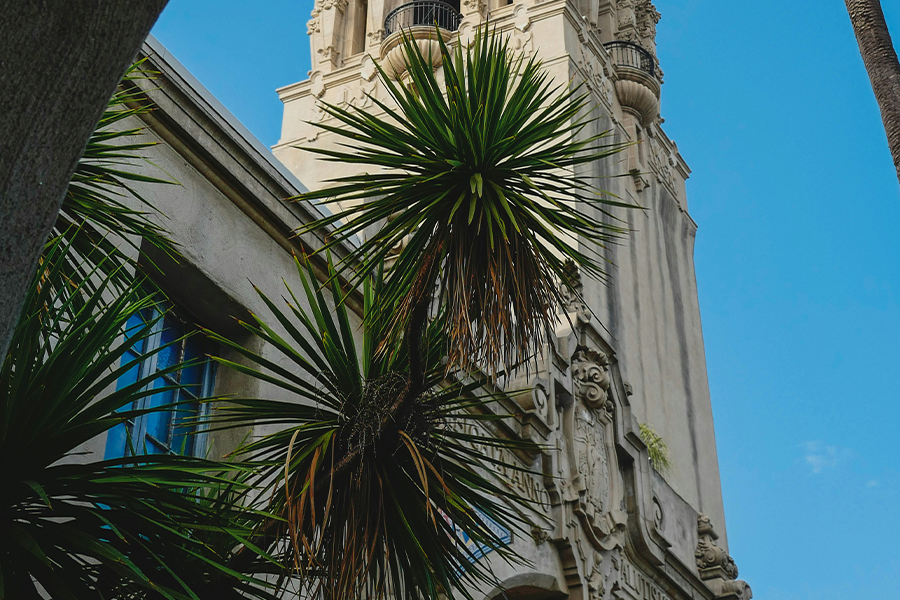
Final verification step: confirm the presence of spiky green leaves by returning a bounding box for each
[0,235,278,600]
[206,257,532,600]
[296,26,633,375]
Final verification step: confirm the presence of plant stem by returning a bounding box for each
[228,237,444,574]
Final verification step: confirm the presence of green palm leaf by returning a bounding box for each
[0,233,278,600]
[206,256,538,600]
[295,26,635,375]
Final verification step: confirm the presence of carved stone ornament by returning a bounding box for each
[647,134,678,197]
[461,0,485,16]
[560,261,592,325]
[634,0,661,49]
[321,0,348,11]
[307,15,320,35]
[572,347,611,410]
[574,404,611,518]
[531,524,551,545]
[366,28,384,48]
[317,44,340,67]
[585,550,605,600]
[696,515,753,600]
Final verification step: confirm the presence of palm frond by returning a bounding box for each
[206,256,537,600]
[0,233,277,599]
[294,26,635,375]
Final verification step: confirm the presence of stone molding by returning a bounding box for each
[379,26,452,80]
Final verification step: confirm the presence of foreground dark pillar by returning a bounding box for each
[0,1,168,359]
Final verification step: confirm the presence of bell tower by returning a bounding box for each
[274,2,752,599]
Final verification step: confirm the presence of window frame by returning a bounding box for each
[106,304,216,459]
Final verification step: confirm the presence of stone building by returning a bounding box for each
[270,0,753,598]
[82,0,751,596]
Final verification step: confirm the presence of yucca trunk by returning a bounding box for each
[845,0,900,183]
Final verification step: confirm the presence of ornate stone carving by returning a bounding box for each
[317,45,340,67]
[585,550,605,600]
[696,515,753,600]
[380,28,451,80]
[647,133,678,197]
[560,261,592,325]
[321,0,348,11]
[572,347,611,410]
[367,28,384,48]
[577,44,614,109]
[307,15,320,35]
[574,404,611,517]
[531,524,551,545]
[635,0,661,49]
[461,0,485,17]
[614,77,659,125]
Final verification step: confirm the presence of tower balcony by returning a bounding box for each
[604,41,660,126]
[380,0,461,80]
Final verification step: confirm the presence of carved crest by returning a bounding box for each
[574,404,611,520]
[572,347,611,410]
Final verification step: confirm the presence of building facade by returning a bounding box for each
[82,4,750,596]
[270,0,754,599]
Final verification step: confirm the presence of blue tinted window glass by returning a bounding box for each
[156,316,183,374]
[105,303,216,459]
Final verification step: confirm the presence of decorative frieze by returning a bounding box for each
[452,420,553,513]
[618,557,673,600]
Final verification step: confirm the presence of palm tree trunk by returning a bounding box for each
[845,0,900,183]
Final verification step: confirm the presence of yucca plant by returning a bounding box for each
[0,234,279,600]
[296,26,634,379]
[205,257,535,599]
[0,62,288,599]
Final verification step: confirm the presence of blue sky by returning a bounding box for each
[152,2,900,598]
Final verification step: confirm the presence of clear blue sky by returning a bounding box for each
[152,2,900,598]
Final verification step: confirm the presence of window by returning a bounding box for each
[104,304,217,459]
[345,0,368,57]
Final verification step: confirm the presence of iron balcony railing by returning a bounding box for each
[383,0,462,37]
[603,41,656,77]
